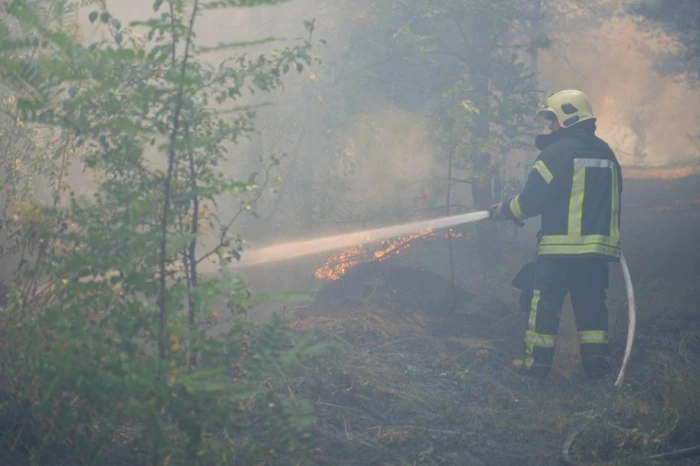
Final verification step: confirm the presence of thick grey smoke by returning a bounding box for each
[72,0,700,241]
[539,15,700,169]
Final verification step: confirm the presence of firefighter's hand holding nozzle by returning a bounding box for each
[488,202,505,220]
[489,202,525,227]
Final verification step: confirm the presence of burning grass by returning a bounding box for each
[313,230,426,281]
[314,228,463,281]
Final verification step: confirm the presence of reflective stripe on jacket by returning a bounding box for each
[503,124,623,261]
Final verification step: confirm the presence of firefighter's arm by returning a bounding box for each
[501,154,557,221]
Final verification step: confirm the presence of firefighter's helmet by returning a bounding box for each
[536,89,596,128]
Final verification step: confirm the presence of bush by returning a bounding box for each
[0,1,324,464]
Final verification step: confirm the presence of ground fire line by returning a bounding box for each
[314,228,463,281]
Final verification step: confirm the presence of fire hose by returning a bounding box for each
[483,207,636,388]
[240,208,638,390]
[485,210,699,464]
[560,252,700,464]
[240,208,636,388]
[236,209,698,463]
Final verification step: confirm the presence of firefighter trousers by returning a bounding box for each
[523,256,612,379]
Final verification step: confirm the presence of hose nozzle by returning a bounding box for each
[488,205,525,227]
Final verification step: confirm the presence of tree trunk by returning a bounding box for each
[446,144,457,312]
[298,132,315,234]
[494,172,503,203]
[470,16,503,265]
[528,0,543,171]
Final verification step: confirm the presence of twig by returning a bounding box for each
[195,154,276,266]
[157,0,199,372]
[561,416,597,466]
[366,336,437,354]
[315,401,365,413]
[483,311,523,335]
[259,126,307,227]
[398,425,463,436]
[186,122,199,366]
[463,369,516,401]
[562,415,700,465]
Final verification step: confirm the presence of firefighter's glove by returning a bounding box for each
[488,202,506,220]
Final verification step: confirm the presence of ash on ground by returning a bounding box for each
[313,261,475,315]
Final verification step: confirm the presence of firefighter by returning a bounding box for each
[491,89,622,380]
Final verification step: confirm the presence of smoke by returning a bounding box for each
[338,104,439,216]
[70,0,700,239]
[539,15,700,168]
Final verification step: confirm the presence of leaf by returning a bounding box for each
[89,11,98,23]
[153,0,165,11]
[461,100,480,114]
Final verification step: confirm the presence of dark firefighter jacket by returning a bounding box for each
[502,121,623,261]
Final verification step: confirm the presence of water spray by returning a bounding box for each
[236,209,636,388]
[232,208,682,462]
[235,210,491,268]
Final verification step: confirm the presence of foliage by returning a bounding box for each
[0,0,327,464]
[0,0,82,217]
[239,0,625,238]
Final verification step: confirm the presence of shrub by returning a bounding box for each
[0,1,324,464]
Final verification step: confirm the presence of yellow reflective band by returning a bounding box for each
[528,290,540,332]
[610,166,620,239]
[510,195,527,220]
[525,290,543,366]
[526,330,557,348]
[538,243,621,257]
[568,166,586,236]
[539,234,621,248]
[533,160,554,184]
[578,330,608,344]
[538,234,621,257]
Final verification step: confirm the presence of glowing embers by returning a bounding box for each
[314,229,432,280]
[313,244,369,281]
[314,228,463,281]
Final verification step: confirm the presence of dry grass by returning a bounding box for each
[287,239,700,465]
[562,328,700,465]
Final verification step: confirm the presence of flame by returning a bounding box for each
[315,229,434,280]
[313,245,368,281]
